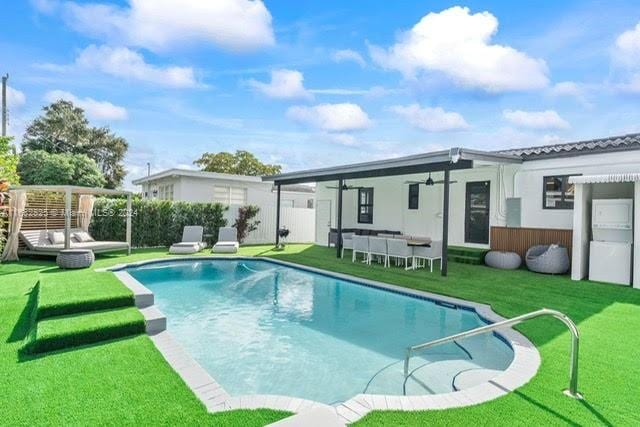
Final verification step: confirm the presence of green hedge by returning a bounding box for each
[90,198,228,247]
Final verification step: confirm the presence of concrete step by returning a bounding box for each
[268,406,345,427]
[453,368,502,391]
[140,306,167,335]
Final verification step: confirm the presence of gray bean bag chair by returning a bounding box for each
[525,244,570,274]
[485,251,522,270]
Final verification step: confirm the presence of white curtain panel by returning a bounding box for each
[1,190,27,262]
[78,195,95,232]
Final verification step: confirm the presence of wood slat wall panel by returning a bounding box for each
[490,226,573,260]
[18,191,80,249]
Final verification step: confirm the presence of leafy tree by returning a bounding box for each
[0,136,20,184]
[194,150,281,176]
[69,154,108,187]
[22,100,128,188]
[17,150,106,187]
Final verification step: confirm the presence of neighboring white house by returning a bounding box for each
[265,133,640,287]
[132,169,314,208]
[132,169,316,243]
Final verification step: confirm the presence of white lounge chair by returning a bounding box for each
[368,236,389,267]
[413,240,443,272]
[213,227,240,253]
[387,238,414,270]
[169,226,208,254]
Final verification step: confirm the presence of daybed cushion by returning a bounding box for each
[19,229,128,254]
[73,231,94,242]
[48,231,65,245]
[212,241,239,253]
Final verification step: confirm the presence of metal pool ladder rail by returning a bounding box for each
[403,308,582,399]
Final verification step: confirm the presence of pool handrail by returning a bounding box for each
[403,308,581,398]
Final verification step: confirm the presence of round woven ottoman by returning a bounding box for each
[57,249,95,269]
[485,251,521,270]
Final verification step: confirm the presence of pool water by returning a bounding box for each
[127,259,513,404]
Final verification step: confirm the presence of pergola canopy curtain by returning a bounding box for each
[78,195,95,232]
[1,190,27,261]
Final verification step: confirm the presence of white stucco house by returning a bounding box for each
[132,169,316,244]
[265,133,640,288]
[132,169,315,208]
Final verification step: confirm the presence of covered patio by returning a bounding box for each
[1,185,132,261]
[266,148,521,276]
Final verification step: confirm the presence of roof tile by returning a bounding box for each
[495,133,640,159]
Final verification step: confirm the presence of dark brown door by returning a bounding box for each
[465,181,490,244]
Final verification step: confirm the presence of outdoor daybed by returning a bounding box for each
[19,229,129,255]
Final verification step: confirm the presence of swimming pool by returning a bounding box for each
[125,258,514,404]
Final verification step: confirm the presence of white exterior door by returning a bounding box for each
[315,200,332,245]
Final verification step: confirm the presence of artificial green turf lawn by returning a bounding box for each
[37,269,135,319]
[0,252,292,426]
[1,245,639,426]
[24,306,145,354]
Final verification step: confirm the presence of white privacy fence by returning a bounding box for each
[224,205,316,244]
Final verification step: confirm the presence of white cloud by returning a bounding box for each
[390,104,468,132]
[4,86,27,109]
[548,81,592,107]
[309,86,399,97]
[44,90,128,120]
[332,49,366,67]
[613,22,640,93]
[369,6,548,92]
[286,103,372,132]
[30,0,58,14]
[247,69,312,100]
[76,45,198,88]
[614,22,640,68]
[549,81,582,98]
[503,109,570,130]
[61,0,275,52]
[617,74,640,93]
[325,133,359,146]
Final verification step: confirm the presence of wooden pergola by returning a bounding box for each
[11,185,133,255]
[264,148,521,276]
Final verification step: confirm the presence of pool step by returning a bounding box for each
[114,271,154,308]
[452,368,502,391]
[140,305,167,335]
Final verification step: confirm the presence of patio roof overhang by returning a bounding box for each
[263,148,521,185]
[263,147,521,277]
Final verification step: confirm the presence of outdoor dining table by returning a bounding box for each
[406,239,431,247]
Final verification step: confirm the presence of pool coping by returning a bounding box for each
[105,256,541,425]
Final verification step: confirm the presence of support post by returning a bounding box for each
[1,74,7,136]
[441,169,450,276]
[336,178,343,258]
[64,188,72,249]
[275,184,281,246]
[126,193,132,255]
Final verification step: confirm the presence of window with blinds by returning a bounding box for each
[213,186,247,205]
[158,184,174,200]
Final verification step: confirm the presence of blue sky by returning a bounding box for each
[2,0,640,188]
